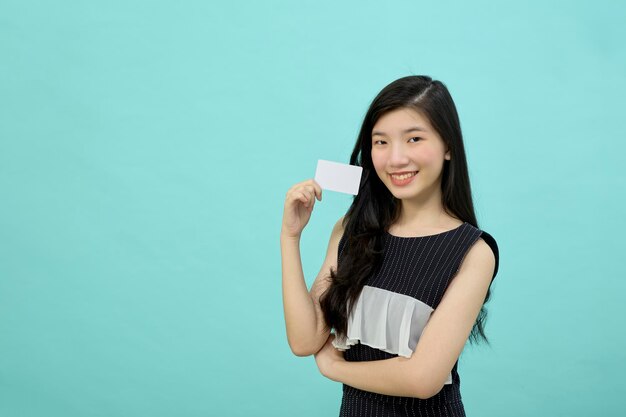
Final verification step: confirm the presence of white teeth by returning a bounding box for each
[390,171,418,180]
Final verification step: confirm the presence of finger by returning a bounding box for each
[297,191,310,205]
[288,191,307,207]
[286,189,300,204]
[313,182,322,201]
[306,188,318,207]
[303,185,316,200]
[307,179,323,201]
[307,191,317,209]
[298,185,313,201]
[288,179,311,195]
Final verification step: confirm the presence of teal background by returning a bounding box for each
[1,0,625,416]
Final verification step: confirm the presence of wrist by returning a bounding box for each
[327,359,342,382]
[280,229,302,242]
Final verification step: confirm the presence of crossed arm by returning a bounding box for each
[314,237,496,400]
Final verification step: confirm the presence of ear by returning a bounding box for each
[444,149,451,160]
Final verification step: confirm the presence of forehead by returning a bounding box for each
[372,108,432,136]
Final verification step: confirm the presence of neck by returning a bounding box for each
[395,187,449,228]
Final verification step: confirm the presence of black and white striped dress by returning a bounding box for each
[332,222,500,417]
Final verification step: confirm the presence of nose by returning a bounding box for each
[389,142,409,166]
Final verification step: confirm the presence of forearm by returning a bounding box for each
[328,356,423,398]
[281,233,319,355]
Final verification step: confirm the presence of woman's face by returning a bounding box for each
[370,107,450,202]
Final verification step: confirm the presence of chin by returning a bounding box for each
[388,188,418,200]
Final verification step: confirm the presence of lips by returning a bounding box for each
[389,171,418,180]
[389,171,418,186]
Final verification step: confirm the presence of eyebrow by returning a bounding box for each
[371,126,428,137]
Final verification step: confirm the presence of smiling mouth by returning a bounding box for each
[389,171,418,180]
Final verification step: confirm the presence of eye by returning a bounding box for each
[373,139,386,145]
[408,137,422,143]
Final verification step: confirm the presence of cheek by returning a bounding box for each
[419,147,439,164]
[371,150,385,172]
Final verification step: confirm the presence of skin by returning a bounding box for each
[281,107,495,399]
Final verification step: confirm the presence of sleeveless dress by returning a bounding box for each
[331,222,500,417]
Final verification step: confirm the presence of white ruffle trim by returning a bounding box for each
[332,285,453,384]
[331,285,433,357]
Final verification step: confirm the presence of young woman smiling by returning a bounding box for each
[281,75,500,417]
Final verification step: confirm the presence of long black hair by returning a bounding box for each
[320,75,493,346]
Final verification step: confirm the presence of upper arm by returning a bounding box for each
[308,216,345,343]
[406,237,496,398]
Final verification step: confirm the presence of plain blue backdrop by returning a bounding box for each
[1,1,625,416]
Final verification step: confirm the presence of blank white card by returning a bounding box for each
[314,160,363,195]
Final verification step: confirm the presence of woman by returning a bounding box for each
[281,75,500,416]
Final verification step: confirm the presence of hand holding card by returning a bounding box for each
[314,160,363,195]
[281,178,323,238]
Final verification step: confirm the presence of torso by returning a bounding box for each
[336,220,486,415]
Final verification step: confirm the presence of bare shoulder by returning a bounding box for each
[457,237,496,281]
[330,215,346,240]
